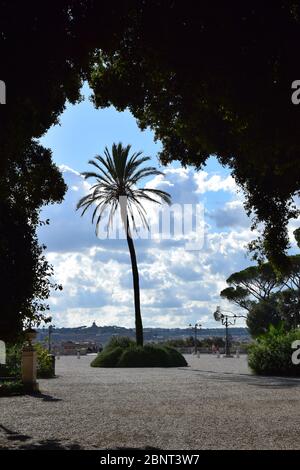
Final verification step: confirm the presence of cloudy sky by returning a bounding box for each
[38,84,299,329]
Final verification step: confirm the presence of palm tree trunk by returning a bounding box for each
[125,216,144,346]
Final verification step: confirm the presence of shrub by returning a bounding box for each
[0,344,22,378]
[118,344,188,367]
[163,346,189,367]
[0,343,55,379]
[35,343,55,378]
[248,325,300,376]
[118,345,161,367]
[104,336,135,351]
[91,346,124,367]
[90,337,188,368]
[0,381,25,397]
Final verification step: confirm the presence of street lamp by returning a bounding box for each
[213,306,246,358]
[189,322,201,354]
[48,324,55,353]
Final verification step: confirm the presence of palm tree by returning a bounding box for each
[77,143,171,346]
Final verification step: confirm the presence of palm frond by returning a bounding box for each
[138,188,172,205]
[125,154,150,179]
[130,168,164,185]
[87,159,114,184]
[77,143,172,235]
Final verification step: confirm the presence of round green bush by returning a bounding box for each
[90,346,124,367]
[248,326,300,376]
[104,336,135,352]
[90,337,188,368]
[118,344,170,367]
[163,345,188,367]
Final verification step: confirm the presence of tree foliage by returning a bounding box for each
[246,299,282,337]
[221,232,300,336]
[1,1,300,267]
[0,0,91,182]
[2,2,300,339]
[89,1,300,267]
[294,228,300,248]
[0,143,66,341]
[221,264,279,308]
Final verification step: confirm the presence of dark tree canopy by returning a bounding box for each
[0,0,94,339]
[89,1,300,266]
[221,264,279,307]
[0,204,36,341]
[294,228,300,251]
[0,143,66,342]
[0,0,134,178]
[1,1,300,265]
[0,1,81,177]
[246,299,282,338]
[220,286,254,313]
[2,2,300,341]
[3,142,66,217]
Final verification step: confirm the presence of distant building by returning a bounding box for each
[59,341,99,356]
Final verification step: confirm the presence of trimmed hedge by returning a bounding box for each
[91,337,188,368]
[91,346,124,368]
[248,325,300,376]
[104,336,135,352]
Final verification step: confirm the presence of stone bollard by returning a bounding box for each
[77,350,81,359]
[21,345,39,392]
[236,348,240,358]
[217,350,220,358]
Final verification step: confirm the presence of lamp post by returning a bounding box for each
[48,324,55,353]
[189,322,201,354]
[48,324,56,377]
[213,306,247,358]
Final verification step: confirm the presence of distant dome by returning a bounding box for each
[91,321,97,328]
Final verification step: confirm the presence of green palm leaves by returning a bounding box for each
[76,142,171,234]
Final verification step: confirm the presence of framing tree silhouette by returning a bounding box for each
[2,2,300,270]
[2,2,300,340]
[0,142,66,341]
[77,143,171,346]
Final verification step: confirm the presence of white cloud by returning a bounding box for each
[194,171,238,194]
[208,200,249,228]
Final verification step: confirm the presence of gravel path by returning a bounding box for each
[1,354,300,450]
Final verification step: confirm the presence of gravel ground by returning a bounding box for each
[1,354,300,450]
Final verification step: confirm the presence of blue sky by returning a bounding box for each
[41,83,224,183]
[37,83,298,329]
